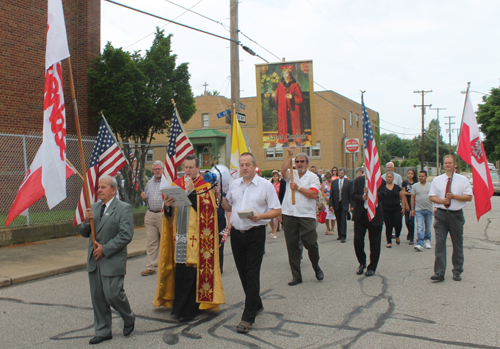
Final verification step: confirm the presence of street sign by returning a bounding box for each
[217,109,230,119]
[240,102,245,110]
[345,138,360,153]
[236,112,246,123]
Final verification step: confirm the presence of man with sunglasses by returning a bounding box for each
[281,147,323,286]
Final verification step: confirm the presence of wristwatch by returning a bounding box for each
[297,186,302,192]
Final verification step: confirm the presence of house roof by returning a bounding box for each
[187,129,227,138]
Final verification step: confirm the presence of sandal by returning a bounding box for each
[396,238,400,245]
[273,235,277,239]
[328,231,335,235]
[236,320,252,333]
[386,244,392,248]
[325,231,329,235]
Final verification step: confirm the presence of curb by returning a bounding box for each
[0,249,147,288]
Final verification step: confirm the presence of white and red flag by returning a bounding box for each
[457,88,493,220]
[5,0,72,226]
[164,107,194,184]
[362,94,382,221]
[74,119,128,225]
[42,0,70,208]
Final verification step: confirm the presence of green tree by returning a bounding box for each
[88,28,196,203]
[408,119,450,166]
[477,87,500,162]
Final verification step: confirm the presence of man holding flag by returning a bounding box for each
[351,94,385,277]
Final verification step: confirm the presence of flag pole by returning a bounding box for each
[290,143,295,205]
[67,57,97,249]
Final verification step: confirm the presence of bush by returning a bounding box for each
[392,160,400,167]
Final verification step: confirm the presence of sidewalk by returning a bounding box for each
[0,227,147,287]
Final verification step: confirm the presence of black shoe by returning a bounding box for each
[453,274,462,281]
[288,278,302,286]
[123,322,134,336]
[409,240,414,245]
[365,270,375,277]
[178,316,195,322]
[315,268,324,281]
[430,273,445,282]
[341,239,346,243]
[89,336,112,345]
[356,265,366,275]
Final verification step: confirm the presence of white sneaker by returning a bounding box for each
[424,241,431,249]
[414,245,423,251]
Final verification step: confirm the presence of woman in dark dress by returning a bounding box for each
[380,172,404,248]
[401,169,416,245]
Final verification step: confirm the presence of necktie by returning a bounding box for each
[444,178,451,208]
[100,203,106,218]
[339,179,343,200]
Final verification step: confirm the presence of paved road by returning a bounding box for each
[1,197,500,348]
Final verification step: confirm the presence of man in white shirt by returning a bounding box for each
[382,162,402,187]
[219,152,281,334]
[428,155,472,282]
[281,147,323,286]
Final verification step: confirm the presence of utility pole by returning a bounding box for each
[414,90,432,171]
[445,116,456,154]
[429,107,446,175]
[229,0,240,124]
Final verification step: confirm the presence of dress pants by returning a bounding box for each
[171,264,199,319]
[144,210,163,270]
[354,211,382,272]
[334,205,348,240]
[383,209,402,244]
[230,225,265,324]
[434,209,465,276]
[404,210,415,241]
[282,215,320,281]
[88,263,135,337]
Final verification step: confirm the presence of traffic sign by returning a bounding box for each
[240,102,245,110]
[345,138,360,153]
[217,109,230,119]
[236,112,246,123]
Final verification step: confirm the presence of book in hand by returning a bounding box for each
[160,186,191,206]
[237,208,254,220]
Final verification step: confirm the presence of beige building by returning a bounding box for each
[155,91,379,173]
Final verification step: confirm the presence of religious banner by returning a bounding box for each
[256,60,316,148]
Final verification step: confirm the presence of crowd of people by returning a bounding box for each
[79,152,472,343]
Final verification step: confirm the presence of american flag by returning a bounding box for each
[73,119,127,225]
[164,107,194,183]
[362,94,382,221]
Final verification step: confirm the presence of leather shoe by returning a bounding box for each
[89,336,112,345]
[356,265,366,275]
[453,274,462,281]
[123,322,134,336]
[365,270,375,277]
[178,316,194,322]
[288,278,302,286]
[341,239,346,243]
[430,273,445,282]
[315,268,324,281]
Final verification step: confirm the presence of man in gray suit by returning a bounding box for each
[81,176,135,345]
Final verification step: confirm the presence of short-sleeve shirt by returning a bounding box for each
[282,169,321,219]
[401,180,415,207]
[411,182,433,211]
[380,184,402,212]
[226,174,282,231]
[144,177,163,211]
[428,173,473,210]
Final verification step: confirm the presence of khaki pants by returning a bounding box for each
[145,210,163,270]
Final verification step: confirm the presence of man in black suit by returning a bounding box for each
[329,168,351,243]
[351,175,385,277]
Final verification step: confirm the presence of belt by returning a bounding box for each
[148,209,162,213]
[437,208,462,213]
[233,225,265,234]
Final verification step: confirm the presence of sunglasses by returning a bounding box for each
[296,160,306,163]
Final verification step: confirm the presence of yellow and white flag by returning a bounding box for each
[229,112,249,179]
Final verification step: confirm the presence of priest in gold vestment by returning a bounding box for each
[153,155,225,321]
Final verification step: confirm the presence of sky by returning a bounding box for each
[101,0,500,144]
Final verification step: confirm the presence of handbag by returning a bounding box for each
[318,209,327,224]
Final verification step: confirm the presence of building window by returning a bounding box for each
[343,119,346,134]
[302,142,321,158]
[202,113,209,128]
[265,147,284,159]
[146,149,154,162]
[356,115,359,129]
[350,113,353,127]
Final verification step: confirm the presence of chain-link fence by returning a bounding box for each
[0,132,168,229]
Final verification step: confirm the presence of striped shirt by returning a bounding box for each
[144,177,163,211]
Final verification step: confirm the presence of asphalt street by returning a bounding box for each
[1,197,500,348]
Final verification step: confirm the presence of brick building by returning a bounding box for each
[155,91,379,173]
[1,0,100,136]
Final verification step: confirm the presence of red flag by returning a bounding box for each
[5,147,74,227]
[362,95,382,221]
[164,107,194,183]
[457,90,493,220]
[73,119,127,225]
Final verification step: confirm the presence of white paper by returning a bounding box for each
[161,186,192,206]
[237,208,254,219]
